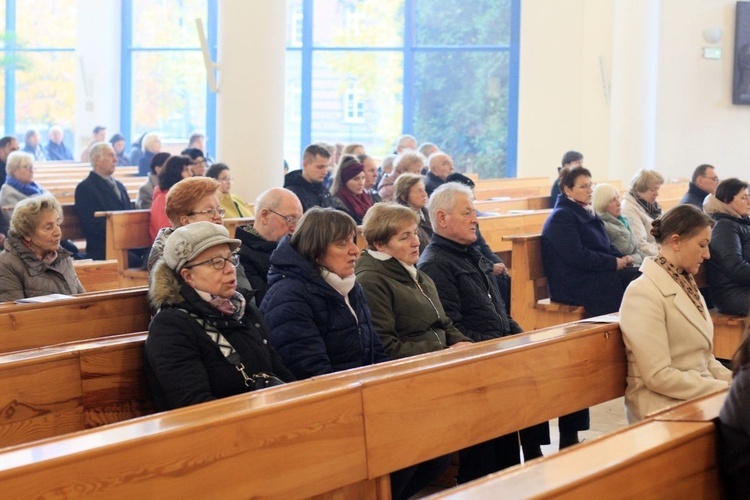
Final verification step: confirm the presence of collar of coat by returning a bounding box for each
[4,234,70,276]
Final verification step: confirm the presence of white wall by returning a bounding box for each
[518,0,750,186]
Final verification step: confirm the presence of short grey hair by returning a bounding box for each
[629,169,665,193]
[10,194,62,239]
[394,151,426,175]
[592,183,620,214]
[427,182,474,231]
[6,151,33,177]
[89,142,113,164]
[141,132,161,153]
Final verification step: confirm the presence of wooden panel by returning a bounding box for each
[0,289,150,353]
[478,211,551,253]
[474,177,550,190]
[0,353,84,447]
[109,210,151,250]
[432,421,720,500]
[712,313,746,360]
[79,337,153,428]
[651,389,727,422]
[73,260,120,292]
[362,324,626,477]
[223,217,254,237]
[0,384,369,499]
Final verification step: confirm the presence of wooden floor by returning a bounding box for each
[417,398,629,498]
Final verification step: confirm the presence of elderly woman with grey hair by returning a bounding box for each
[622,169,665,256]
[0,194,84,302]
[377,150,426,202]
[593,183,646,266]
[0,151,48,230]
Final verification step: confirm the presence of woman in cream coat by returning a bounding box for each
[620,204,732,423]
[622,169,664,257]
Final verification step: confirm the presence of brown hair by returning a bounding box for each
[393,173,424,204]
[290,207,356,267]
[557,165,592,191]
[165,177,220,227]
[650,204,715,244]
[362,203,419,250]
[629,169,665,193]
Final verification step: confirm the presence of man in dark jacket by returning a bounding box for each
[44,126,74,161]
[418,182,549,483]
[283,143,332,212]
[550,150,583,202]
[236,187,303,304]
[680,164,719,208]
[424,151,455,196]
[74,142,133,260]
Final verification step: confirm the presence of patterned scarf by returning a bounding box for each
[653,254,704,314]
[630,190,662,220]
[6,176,44,197]
[195,289,246,321]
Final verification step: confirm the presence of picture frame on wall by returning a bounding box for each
[733,1,750,104]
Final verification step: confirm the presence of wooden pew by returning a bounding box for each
[474,195,552,213]
[0,287,150,353]
[73,259,120,292]
[0,321,625,498]
[0,332,152,447]
[432,390,728,499]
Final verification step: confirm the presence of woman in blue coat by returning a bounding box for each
[542,166,640,317]
[260,207,389,379]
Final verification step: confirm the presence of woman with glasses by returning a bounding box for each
[622,169,665,257]
[146,177,252,294]
[206,163,254,219]
[541,166,639,448]
[704,178,750,315]
[0,151,48,236]
[149,156,193,242]
[145,221,294,411]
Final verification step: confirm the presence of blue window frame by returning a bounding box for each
[285,0,520,178]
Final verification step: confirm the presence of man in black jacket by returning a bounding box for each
[418,182,550,483]
[236,187,303,304]
[283,143,332,212]
[680,163,719,208]
[424,151,455,196]
[74,142,133,260]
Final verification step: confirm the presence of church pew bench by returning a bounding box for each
[0,287,150,353]
[73,259,120,291]
[474,195,552,213]
[473,177,550,191]
[0,332,152,448]
[504,233,745,359]
[431,390,729,499]
[0,321,626,498]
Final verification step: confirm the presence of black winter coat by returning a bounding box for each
[145,265,294,412]
[74,171,132,260]
[418,234,522,341]
[283,170,332,212]
[706,213,750,315]
[260,236,390,380]
[680,182,710,209]
[235,226,277,304]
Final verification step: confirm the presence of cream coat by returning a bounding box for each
[621,191,659,257]
[619,258,731,422]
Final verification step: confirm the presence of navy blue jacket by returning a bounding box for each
[44,141,73,161]
[260,236,389,380]
[541,195,626,316]
[74,171,132,260]
[283,170,332,212]
[680,182,710,209]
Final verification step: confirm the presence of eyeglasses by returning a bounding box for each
[702,176,720,183]
[189,208,226,218]
[574,183,595,190]
[268,209,299,226]
[184,253,239,270]
[218,177,233,182]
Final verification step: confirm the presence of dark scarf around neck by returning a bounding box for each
[630,190,662,220]
[337,188,373,220]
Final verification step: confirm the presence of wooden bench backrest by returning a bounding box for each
[61,203,85,241]
[73,259,120,292]
[0,321,625,497]
[0,287,150,353]
[474,195,552,213]
[0,332,152,448]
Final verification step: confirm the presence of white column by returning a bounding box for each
[216,2,286,202]
[608,0,661,181]
[75,0,121,158]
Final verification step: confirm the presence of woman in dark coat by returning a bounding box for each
[329,155,373,225]
[394,173,432,255]
[145,222,294,412]
[260,207,389,379]
[704,178,750,316]
[541,166,639,448]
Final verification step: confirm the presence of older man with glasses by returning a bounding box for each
[681,163,720,208]
[235,187,303,304]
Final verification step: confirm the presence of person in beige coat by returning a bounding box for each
[621,169,665,257]
[620,204,732,423]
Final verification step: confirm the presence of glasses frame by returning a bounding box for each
[189,208,226,218]
[184,253,239,271]
[267,209,299,226]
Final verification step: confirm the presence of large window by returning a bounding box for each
[285,0,520,178]
[121,0,216,155]
[1,0,76,148]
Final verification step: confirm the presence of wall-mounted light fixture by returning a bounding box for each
[702,27,723,59]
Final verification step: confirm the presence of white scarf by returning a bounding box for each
[366,249,418,281]
[320,268,358,322]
